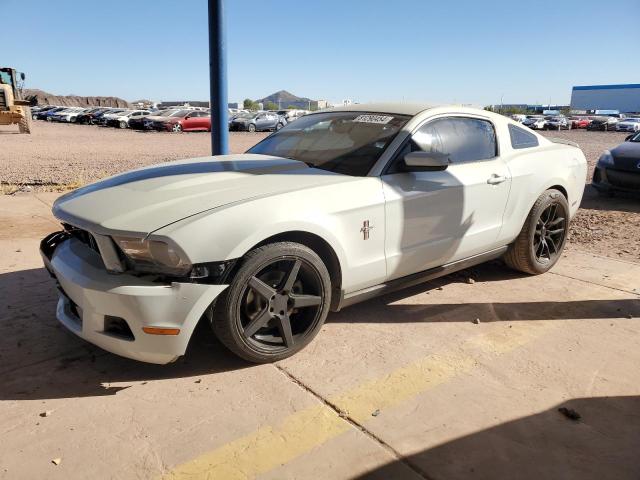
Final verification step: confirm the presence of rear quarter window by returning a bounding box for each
[509,124,539,149]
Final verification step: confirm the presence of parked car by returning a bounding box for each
[36,107,66,121]
[523,116,547,130]
[569,116,591,129]
[51,107,87,123]
[510,114,527,123]
[545,116,572,130]
[99,109,132,126]
[31,105,58,119]
[587,116,619,131]
[128,109,175,130]
[615,118,640,133]
[75,108,109,125]
[592,131,640,194]
[40,104,587,364]
[229,111,285,132]
[152,110,212,132]
[105,110,151,129]
[91,108,127,125]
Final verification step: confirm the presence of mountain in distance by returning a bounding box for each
[24,89,129,108]
[257,90,313,109]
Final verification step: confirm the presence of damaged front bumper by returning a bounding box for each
[40,232,228,364]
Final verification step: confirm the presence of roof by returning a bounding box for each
[573,84,640,91]
[324,102,434,116]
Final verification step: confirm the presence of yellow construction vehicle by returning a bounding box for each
[0,67,37,134]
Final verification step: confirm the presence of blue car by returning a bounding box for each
[36,107,66,121]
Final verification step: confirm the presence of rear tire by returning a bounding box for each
[119,120,127,129]
[248,123,256,133]
[504,189,569,275]
[211,242,331,363]
[18,107,32,134]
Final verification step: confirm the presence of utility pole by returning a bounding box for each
[208,0,228,155]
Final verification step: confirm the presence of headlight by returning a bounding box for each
[112,236,191,276]
[597,151,614,167]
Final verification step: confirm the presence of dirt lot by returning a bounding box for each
[1,121,638,262]
[0,122,268,189]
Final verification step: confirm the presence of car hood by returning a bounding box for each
[52,154,354,235]
[611,141,640,160]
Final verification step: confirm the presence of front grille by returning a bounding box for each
[606,169,640,189]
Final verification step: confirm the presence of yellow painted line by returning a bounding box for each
[164,405,348,480]
[164,321,557,480]
[331,322,556,423]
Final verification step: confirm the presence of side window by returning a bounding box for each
[509,124,539,149]
[387,117,497,174]
[413,117,497,163]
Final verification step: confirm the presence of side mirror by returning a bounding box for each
[20,72,26,81]
[403,151,449,171]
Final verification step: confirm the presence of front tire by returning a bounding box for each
[504,189,569,275]
[248,123,256,133]
[211,242,331,363]
[172,123,182,132]
[119,120,128,129]
[18,107,32,134]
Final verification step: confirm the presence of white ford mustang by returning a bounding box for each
[41,104,587,364]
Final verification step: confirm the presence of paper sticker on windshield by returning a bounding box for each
[353,114,394,125]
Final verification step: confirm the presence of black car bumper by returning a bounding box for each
[229,122,249,131]
[593,166,640,193]
[587,123,612,131]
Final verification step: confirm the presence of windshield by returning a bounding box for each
[630,132,640,142]
[248,111,411,176]
[169,110,190,117]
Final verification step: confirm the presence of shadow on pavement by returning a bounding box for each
[1,262,638,400]
[354,395,640,480]
[0,267,249,400]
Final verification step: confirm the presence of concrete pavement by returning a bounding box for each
[1,193,639,479]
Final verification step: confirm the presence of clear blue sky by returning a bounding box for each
[5,0,640,106]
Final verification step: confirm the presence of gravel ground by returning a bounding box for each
[1,122,638,261]
[0,122,268,188]
[539,129,640,262]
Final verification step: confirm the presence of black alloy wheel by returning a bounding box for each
[533,203,566,264]
[240,257,323,351]
[504,189,569,275]
[211,242,332,363]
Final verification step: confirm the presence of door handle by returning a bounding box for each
[487,174,507,185]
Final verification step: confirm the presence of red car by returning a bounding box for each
[158,110,211,132]
[569,116,591,129]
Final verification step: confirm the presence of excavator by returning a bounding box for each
[0,67,37,134]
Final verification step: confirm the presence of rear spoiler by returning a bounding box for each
[547,137,579,148]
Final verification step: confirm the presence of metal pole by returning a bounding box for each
[208,0,228,155]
